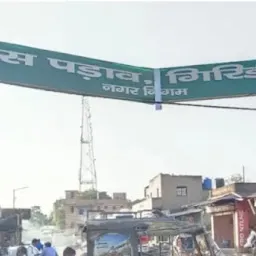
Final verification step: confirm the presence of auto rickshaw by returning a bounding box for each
[83,211,225,256]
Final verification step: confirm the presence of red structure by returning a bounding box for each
[204,183,256,250]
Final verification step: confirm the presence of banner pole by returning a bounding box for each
[153,69,162,110]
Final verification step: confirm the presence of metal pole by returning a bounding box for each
[12,189,15,209]
[243,166,245,182]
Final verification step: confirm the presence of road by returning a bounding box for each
[22,224,82,256]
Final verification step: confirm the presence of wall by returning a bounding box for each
[132,198,162,212]
[235,183,256,195]
[143,174,203,210]
[162,174,203,209]
[63,198,131,229]
[210,183,256,198]
[144,174,162,198]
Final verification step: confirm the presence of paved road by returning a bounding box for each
[22,225,83,256]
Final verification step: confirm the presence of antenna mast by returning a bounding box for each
[78,97,97,192]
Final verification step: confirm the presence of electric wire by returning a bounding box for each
[168,102,256,111]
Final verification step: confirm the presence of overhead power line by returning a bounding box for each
[168,102,256,111]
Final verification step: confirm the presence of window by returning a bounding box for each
[113,206,116,210]
[104,205,108,210]
[70,191,75,198]
[78,208,84,215]
[70,206,74,213]
[97,206,101,210]
[176,186,187,196]
[120,205,124,209]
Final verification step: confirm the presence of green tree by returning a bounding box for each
[55,208,65,229]
[30,206,49,226]
[81,190,112,199]
[53,200,65,229]
[81,189,98,199]
[225,173,244,184]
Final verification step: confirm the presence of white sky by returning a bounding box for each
[1,1,256,213]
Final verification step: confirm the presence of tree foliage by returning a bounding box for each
[81,190,111,199]
[30,206,51,226]
[225,173,244,185]
[52,200,65,229]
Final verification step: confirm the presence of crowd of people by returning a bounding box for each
[15,239,76,256]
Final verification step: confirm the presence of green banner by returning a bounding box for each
[161,62,256,101]
[1,41,256,103]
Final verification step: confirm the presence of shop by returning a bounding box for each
[183,183,256,250]
[205,183,256,250]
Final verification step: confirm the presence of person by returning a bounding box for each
[1,236,10,256]
[41,242,58,256]
[63,247,76,256]
[36,239,44,251]
[16,243,27,256]
[27,239,40,256]
[245,227,256,248]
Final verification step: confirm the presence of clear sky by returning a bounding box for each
[1,1,256,213]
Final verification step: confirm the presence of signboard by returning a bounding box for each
[1,41,256,103]
[237,209,249,248]
[206,205,235,214]
[94,232,132,256]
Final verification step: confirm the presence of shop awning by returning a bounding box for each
[182,193,243,209]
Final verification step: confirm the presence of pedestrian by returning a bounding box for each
[41,242,58,256]
[16,243,27,256]
[63,247,76,256]
[27,239,40,256]
[35,239,43,251]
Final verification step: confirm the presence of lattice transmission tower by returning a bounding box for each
[78,97,97,192]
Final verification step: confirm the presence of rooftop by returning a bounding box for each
[149,173,202,183]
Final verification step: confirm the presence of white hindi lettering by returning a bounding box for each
[0,50,36,66]
[211,64,244,80]
[103,68,141,82]
[171,88,188,96]
[244,67,256,79]
[165,64,256,84]
[143,86,188,97]
[166,68,199,84]
[143,86,155,96]
[78,66,141,82]
[48,58,76,73]
[48,58,142,82]
[48,58,102,79]
[102,84,140,95]
[76,64,102,80]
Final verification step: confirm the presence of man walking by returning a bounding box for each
[27,239,40,256]
[41,242,57,256]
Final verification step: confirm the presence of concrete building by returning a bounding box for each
[132,173,208,212]
[63,190,131,229]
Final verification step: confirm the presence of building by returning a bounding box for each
[63,190,131,229]
[198,182,256,250]
[132,173,208,212]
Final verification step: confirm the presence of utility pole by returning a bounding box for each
[78,97,97,193]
